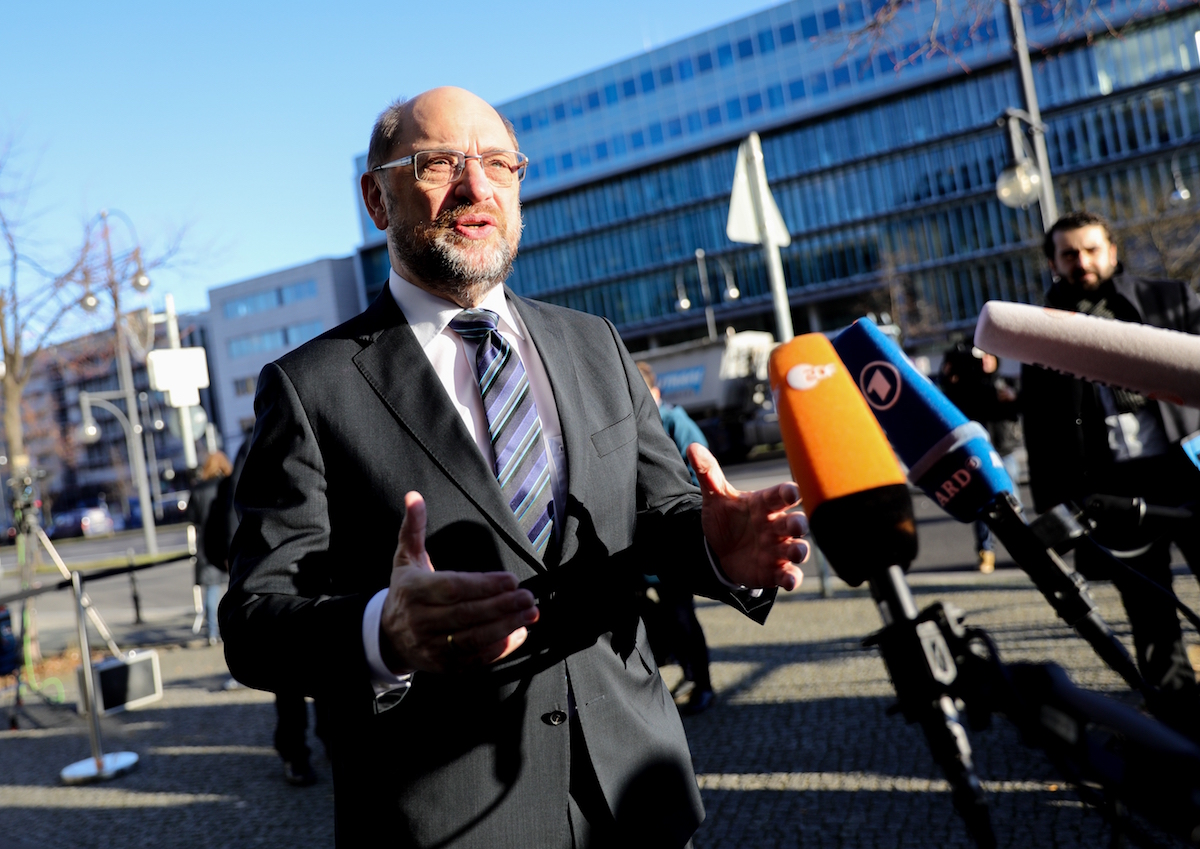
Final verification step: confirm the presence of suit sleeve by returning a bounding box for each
[610,321,777,621]
[218,362,375,701]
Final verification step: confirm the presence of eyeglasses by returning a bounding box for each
[372,149,529,188]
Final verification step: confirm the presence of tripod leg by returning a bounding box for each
[33,527,121,658]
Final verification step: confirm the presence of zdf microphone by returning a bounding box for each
[769,333,917,586]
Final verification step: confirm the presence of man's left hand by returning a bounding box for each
[688,443,809,591]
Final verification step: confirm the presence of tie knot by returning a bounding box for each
[449,308,500,340]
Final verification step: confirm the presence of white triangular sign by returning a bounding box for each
[726,136,791,247]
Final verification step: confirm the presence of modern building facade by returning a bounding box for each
[354,0,1200,352]
[205,256,359,455]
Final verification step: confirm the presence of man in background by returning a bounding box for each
[1022,210,1200,738]
[636,361,714,715]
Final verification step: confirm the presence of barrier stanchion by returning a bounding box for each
[59,571,138,785]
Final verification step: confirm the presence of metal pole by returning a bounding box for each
[73,571,105,767]
[1006,0,1058,229]
[744,134,795,342]
[163,295,199,470]
[695,249,718,342]
[104,224,158,557]
[138,393,164,522]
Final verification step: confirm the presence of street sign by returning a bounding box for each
[146,348,209,409]
[727,134,791,247]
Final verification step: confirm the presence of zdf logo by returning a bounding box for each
[786,363,837,390]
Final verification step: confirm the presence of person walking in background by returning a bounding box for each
[939,342,1021,573]
[187,451,233,646]
[636,361,715,715]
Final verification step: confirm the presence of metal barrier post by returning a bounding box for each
[60,571,138,785]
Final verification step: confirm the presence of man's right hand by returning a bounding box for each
[379,491,539,674]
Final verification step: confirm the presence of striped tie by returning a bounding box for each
[450,309,555,556]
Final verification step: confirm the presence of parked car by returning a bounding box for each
[126,491,191,528]
[48,505,116,539]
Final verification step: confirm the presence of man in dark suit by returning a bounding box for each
[220,86,809,848]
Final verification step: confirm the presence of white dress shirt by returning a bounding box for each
[362,271,568,692]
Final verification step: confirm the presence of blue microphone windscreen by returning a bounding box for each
[832,318,966,465]
[833,318,1014,522]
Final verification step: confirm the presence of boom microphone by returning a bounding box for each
[975,300,1200,408]
[831,318,1013,522]
[768,333,917,586]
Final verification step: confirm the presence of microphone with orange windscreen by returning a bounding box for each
[769,333,917,587]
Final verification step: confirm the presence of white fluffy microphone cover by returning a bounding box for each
[975,300,1200,409]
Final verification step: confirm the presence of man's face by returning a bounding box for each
[362,87,523,307]
[1048,224,1118,291]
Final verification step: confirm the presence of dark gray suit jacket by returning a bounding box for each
[220,288,775,848]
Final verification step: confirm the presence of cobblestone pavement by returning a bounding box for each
[3,527,1198,846]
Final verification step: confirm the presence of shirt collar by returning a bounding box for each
[388,269,524,350]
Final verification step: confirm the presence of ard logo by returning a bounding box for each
[859,362,902,410]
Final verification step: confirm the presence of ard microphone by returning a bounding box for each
[769,333,917,587]
[832,318,1013,523]
[975,300,1200,409]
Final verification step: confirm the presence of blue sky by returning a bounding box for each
[3,1,779,317]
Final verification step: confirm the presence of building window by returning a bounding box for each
[587,90,601,110]
[697,52,714,73]
[667,117,683,137]
[233,376,257,396]
[717,43,734,67]
[706,105,722,126]
[280,279,317,305]
[622,78,637,98]
[649,123,664,144]
[286,321,323,346]
[223,290,278,320]
[767,84,785,109]
[789,79,806,100]
[519,114,533,132]
[659,65,674,85]
[833,64,852,88]
[758,29,776,53]
[640,71,656,93]
[224,279,317,319]
[801,14,819,39]
[553,102,566,121]
[737,38,754,59]
[727,98,743,120]
[678,57,695,79]
[604,83,619,104]
[747,92,764,113]
[686,111,703,133]
[810,71,830,96]
[822,7,842,30]
[229,328,286,359]
[595,141,609,160]
[631,130,645,149]
[780,22,797,44]
[561,152,574,170]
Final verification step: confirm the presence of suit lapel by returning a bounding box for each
[350,292,546,573]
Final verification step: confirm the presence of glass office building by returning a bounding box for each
[357,0,1200,349]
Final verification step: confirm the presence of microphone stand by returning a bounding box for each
[861,564,996,849]
[857,559,1200,848]
[981,493,1146,693]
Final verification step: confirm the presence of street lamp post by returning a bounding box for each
[79,210,158,556]
[675,249,740,341]
[996,0,1059,230]
[138,392,165,522]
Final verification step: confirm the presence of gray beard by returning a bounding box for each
[390,215,517,306]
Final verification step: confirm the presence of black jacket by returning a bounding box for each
[1021,269,1200,514]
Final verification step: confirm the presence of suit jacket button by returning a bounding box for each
[543,710,568,726]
